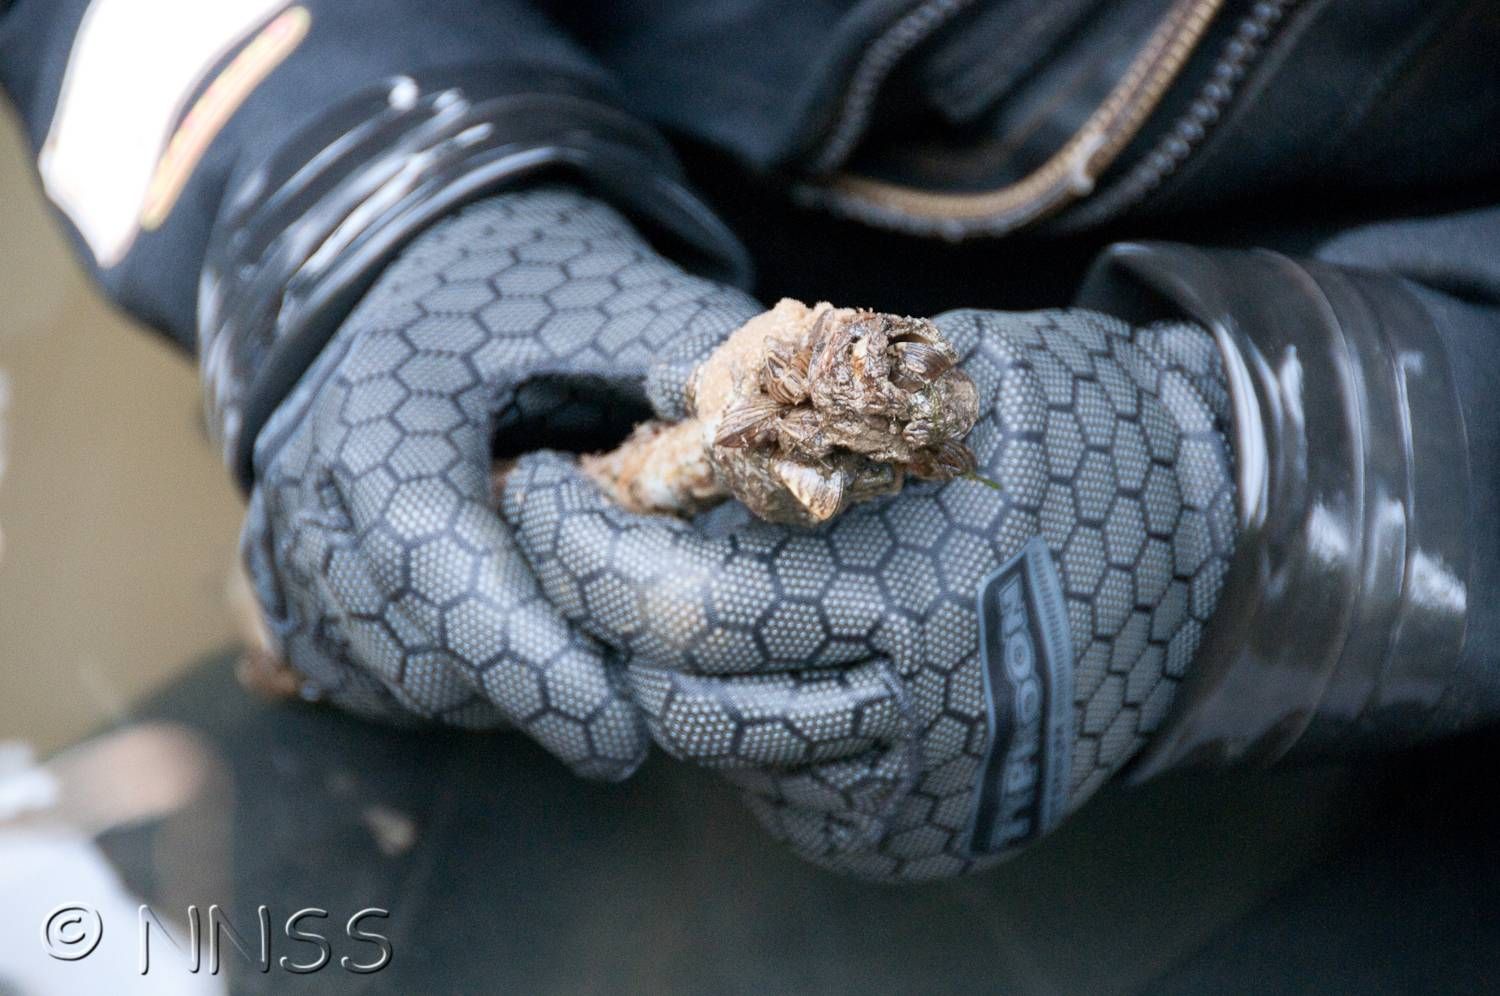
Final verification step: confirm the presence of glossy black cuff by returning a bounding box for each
[200,72,752,491]
[1079,243,1472,772]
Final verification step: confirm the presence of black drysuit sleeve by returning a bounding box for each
[0,0,748,480]
[1076,203,1500,775]
[1312,206,1500,737]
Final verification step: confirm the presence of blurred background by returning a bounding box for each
[0,106,243,754]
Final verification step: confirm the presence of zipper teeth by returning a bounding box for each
[1060,0,1296,230]
[1087,0,1222,171]
[812,0,1227,236]
[812,0,980,175]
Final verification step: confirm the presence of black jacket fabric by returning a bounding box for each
[2,0,1499,762]
[0,0,1493,334]
[2,0,1496,344]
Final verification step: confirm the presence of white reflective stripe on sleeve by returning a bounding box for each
[38,0,293,268]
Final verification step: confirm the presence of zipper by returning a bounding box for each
[1058,0,1297,232]
[807,0,1237,239]
[811,0,982,176]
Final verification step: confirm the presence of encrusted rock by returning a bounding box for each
[581,299,979,526]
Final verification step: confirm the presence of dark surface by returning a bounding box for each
[80,650,1419,994]
[1151,734,1500,996]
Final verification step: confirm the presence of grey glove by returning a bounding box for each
[238,186,759,780]
[498,307,1237,878]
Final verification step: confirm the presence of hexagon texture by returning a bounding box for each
[502,304,1236,879]
[239,187,761,781]
[237,185,1237,880]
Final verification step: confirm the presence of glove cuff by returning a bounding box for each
[1081,244,1472,772]
[197,72,752,492]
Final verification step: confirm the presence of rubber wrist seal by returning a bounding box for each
[199,71,752,491]
[1079,243,1472,772]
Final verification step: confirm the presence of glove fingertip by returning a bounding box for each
[644,293,762,420]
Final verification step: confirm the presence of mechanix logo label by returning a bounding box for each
[968,536,1074,855]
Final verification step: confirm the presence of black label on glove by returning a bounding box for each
[969,536,1075,855]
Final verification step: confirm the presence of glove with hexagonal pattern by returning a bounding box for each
[237,186,761,780]
[498,306,1238,877]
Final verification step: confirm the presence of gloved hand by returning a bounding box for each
[236,186,760,780]
[498,306,1238,878]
